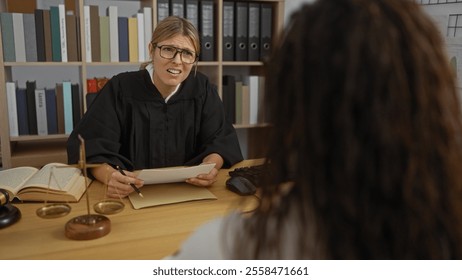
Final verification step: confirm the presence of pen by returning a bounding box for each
[117,166,144,198]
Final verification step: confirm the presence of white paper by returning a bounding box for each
[137,163,216,185]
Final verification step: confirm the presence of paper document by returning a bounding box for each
[137,163,216,185]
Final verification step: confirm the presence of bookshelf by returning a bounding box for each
[0,0,285,168]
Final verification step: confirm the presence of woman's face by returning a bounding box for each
[151,34,196,96]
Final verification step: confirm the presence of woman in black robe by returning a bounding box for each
[67,16,243,198]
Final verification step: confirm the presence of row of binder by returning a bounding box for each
[223,1,273,62]
[158,0,273,62]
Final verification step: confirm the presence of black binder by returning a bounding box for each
[248,2,260,61]
[185,0,199,30]
[260,3,273,61]
[222,1,234,61]
[199,0,214,61]
[26,80,38,135]
[235,2,248,61]
[222,75,236,124]
[170,0,185,18]
[157,0,170,22]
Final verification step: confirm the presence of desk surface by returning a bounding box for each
[0,159,263,260]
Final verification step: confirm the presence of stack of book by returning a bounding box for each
[0,4,79,62]
[5,81,82,137]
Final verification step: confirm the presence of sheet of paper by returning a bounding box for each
[137,163,216,185]
[128,183,217,209]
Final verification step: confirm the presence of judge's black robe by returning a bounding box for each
[67,69,243,170]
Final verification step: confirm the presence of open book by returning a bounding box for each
[0,163,91,202]
[129,163,217,209]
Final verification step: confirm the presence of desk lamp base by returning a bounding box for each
[65,214,111,240]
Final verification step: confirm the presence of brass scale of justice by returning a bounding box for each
[2,135,126,240]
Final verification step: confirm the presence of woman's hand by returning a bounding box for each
[186,167,219,187]
[91,165,144,198]
[186,153,224,187]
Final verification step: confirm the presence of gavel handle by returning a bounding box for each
[0,189,9,206]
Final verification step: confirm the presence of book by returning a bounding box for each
[6,82,18,137]
[16,87,29,135]
[118,17,129,62]
[222,75,236,124]
[71,83,81,126]
[34,88,48,135]
[66,14,79,62]
[49,6,62,62]
[108,6,119,62]
[23,13,38,62]
[99,15,110,62]
[62,81,73,134]
[137,163,216,185]
[43,9,53,62]
[128,16,138,62]
[136,13,145,62]
[58,4,68,62]
[55,83,65,134]
[143,7,152,60]
[0,162,90,202]
[83,5,92,62]
[12,13,26,62]
[26,80,38,135]
[0,12,15,62]
[34,9,46,62]
[89,5,101,62]
[45,88,58,134]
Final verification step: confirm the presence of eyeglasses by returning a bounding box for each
[156,45,198,64]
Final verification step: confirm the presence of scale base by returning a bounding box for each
[65,214,111,240]
[0,204,21,229]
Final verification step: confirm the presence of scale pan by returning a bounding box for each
[36,203,71,219]
[94,200,124,215]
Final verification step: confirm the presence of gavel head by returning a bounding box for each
[0,189,9,206]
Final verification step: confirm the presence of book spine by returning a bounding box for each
[58,4,68,62]
[12,13,26,62]
[26,80,38,134]
[108,6,119,62]
[99,16,110,62]
[34,9,46,62]
[136,13,145,62]
[83,6,92,62]
[35,88,48,135]
[118,17,129,62]
[66,14,79,62]
[0,13,16,62]
[50,6,62,62]
[62,82,73,134]
[6,82,19,137]
[90,5,101,62]
[23,13,38,62]
[128,17,138,62]
[45,88,58,134]
[143,7,152,60]
[43,9,53,62]
[55,83,65,134]
[16,87,29,135]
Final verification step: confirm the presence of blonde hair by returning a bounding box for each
[141,16,200,69]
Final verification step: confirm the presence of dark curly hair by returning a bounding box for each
[237,0,462,259]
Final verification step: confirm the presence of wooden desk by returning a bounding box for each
[0,159,263,260]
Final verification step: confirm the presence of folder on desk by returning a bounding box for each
[235,2,248,61]
[157,0,169,22]
[170,0,185,18]
[185,0,199,30]
[260,3,273,61]
[248,2,260,61]
[199,0,214,61]
[222,1,234,61]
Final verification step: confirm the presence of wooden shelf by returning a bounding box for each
[0,0,285,168]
